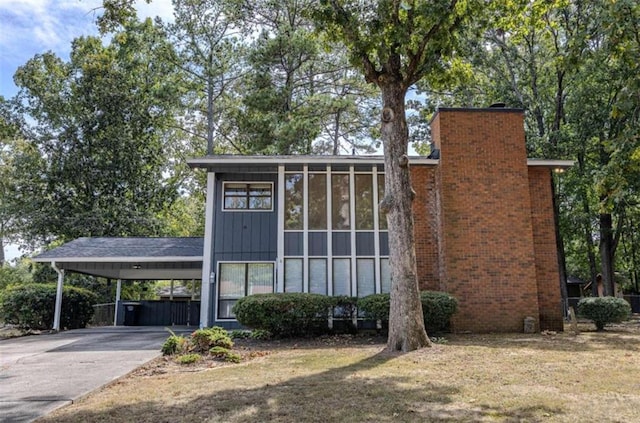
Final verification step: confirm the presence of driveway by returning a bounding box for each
[0,326,179,423]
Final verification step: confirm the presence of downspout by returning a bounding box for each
[51,262,64,332]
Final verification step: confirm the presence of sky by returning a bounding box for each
[0,0,174,263]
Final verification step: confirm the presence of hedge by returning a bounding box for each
[577,296,631,331]
[358,291,458,333]
[0,283,97,330]
[233,291,457,337]
[232,293,337,337]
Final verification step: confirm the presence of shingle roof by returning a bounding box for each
[33,237,203,262]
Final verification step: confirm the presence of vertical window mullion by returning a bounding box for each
[326,166,333,296]
[303,165,309,292]
[372,166,381,294]
[349,166,357,296]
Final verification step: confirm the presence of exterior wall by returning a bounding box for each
[212,173,278,263]
[528,167,564,331]
[433,109,541,332]
[411,166,441,291]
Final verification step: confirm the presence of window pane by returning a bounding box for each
[248,263,273,295]
[218,300,237,319]
[285,174,304,229]
[225,183,247,195]
[380,258,391,293]
[377,174,387,230]
[309,259,327,295]
[219,263,245,299]
[285,258,303,292]
[249,196,272,210]
[332,174,350,229]
[355,174,373,230]
[224,196,247,209]
[333,258,351,296]
[308,173,327,229]
[357,259,375,297]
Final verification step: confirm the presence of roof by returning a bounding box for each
[32,237,204,280]
[33,237,203,263]
[187,154,573,171]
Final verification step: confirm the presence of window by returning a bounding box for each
[284,174,303,229]
[355,174,374,230]
[357,259,375,297]
[309,259,327,294]
[284,258,303,292]
[333,258,351,296]
[308,173,327,229]
[332,174,350,229]
[218,262,274,318]
[380,258,391,293]
[223,182,273,211]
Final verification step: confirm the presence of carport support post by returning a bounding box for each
[51,262,64,332]
[113,279,122,326]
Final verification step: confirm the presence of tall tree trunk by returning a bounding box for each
[379,82,430,352]
[599,211,615,296]
[207,53,215,156]
[0,235,5,266]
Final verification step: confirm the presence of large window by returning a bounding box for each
[218,262,274,318]
[223,182,273,211]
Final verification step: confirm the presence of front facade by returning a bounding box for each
[190,107,572,333]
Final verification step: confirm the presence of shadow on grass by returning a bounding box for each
[40,348,563,423]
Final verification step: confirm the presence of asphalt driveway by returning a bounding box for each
[0,326,178,423]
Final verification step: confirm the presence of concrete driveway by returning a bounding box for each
[0,326,179,423]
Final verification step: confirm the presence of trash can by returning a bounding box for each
[122,302,141,326]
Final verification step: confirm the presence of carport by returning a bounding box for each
[32,237,204,331]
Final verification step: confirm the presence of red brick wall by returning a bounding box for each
[528,167,564,331]
[433,109,541,332]
[412,166,440,291]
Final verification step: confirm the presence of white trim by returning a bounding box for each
[277,165,285,293]
[200,172,216,328]
[188,155,439,168]
[221,181,274,212]
[349,166,357,297]
[527,159,574,167]
[372,167,382,294]
[52,262,64,331]
[302,165,309,292]
[114,279,122,326]
[32,256,202,263]
[326,166,333,296]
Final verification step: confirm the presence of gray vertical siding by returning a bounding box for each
[213,174,278,264]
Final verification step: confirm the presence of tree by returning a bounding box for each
[11,20,182,243]
[313,0,478,351]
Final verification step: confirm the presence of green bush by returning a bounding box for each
[190,327,233,352]
[357,294,391,321]
[161,334,189,356]
[0,283,97,330]
[358,291,458,333]
[233,293,335,337]
[420,291,458,333]
[176,353,201,365]
[577,297,631,331]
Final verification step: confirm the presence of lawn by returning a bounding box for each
[39,321,640,422]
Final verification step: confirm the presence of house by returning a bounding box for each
[34,107,572,332]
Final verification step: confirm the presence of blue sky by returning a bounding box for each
[1,0,174,262]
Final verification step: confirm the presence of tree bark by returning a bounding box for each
[0,235,5,266]
[379,81,431,352]
[599,211,615,296]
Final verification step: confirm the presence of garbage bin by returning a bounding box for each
[122,302,141,326]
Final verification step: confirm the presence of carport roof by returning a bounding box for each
[32,237,204,280]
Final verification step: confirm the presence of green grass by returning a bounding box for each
[39,322,640,422]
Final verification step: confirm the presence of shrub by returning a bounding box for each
[176,353,201,365]
[0,283,97,330]
[358,291,458,333]
[230,329,251,339]
[249,329,272,340]
[420,291,458,333]
[190,327,233,352]
[577,297,631,331]
[233,293,336,337]
[161,333,189,356]
[357,294,391,321]
[209,346,241,363]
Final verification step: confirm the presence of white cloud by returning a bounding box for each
[0,0,174,97]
